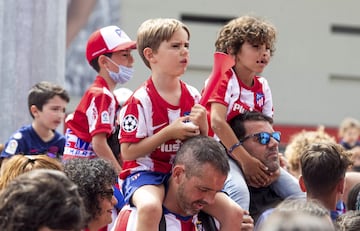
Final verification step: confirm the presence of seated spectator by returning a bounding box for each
[338,117,360,172]
[223,112,303,222]
[258,198,335,231]
[0,154,63,190]
[284,126,336,179]
[112,135,250,230]
[64,158,118,231]
[338,117,360,150]
[0,169,86,231]
[0,81,70,163]
[335,210,360,231]
[299,142,352,220]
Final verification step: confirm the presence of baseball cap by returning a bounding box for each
[86,25,136,63]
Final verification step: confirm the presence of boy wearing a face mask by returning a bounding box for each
[63,25,136,175]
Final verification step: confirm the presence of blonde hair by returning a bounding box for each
[136,18,190,68]
[0,155,63,190]
[284,126,336,179]
[338,117,360,138]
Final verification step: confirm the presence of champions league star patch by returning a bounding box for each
[122,114,138,133]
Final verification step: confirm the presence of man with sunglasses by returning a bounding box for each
[223,111,304,223]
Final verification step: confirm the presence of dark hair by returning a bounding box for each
[229,111,273,140]
[89,52,112,72]
[28,81,70,118]
[346,182,360,211]
[63,158,117,224]
[300,143,352,196]
[174,135,229,178]
[0,169,85,231]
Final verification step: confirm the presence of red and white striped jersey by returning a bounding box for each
[119,78,200,179]
[206,68,273,122]
[64,76,119,159]
[205,68,273,138]
[112,205,216,231]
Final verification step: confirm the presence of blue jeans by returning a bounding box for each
[223,157,305,210]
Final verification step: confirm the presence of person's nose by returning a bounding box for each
[202,191,217,205]
[181,46,189,56]
[111,195,118,206]
[268,136,279,147]
[261,46,270,56]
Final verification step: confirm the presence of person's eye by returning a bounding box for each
[172,44,180,48]
[198,187,208,193]
[184,43,190,49]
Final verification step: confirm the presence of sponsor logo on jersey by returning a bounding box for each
[151,122,167,131]
[122,114,138,132]
[232,101,252,114]
[159,139,181,153]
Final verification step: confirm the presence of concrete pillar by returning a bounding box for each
[0,1,66,142]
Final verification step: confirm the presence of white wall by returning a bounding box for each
[119,0,360,127]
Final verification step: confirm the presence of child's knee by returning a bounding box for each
[137,201,163,218]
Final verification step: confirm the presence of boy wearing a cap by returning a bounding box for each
[63,25,136,175]
[118,18,244,231]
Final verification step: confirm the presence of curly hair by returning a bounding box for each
[0,169,85,231]
[284,126,336,179]
[215,15,277,56]
[63,158,117,224]
[346,182,360,211]
[335,210,360,231]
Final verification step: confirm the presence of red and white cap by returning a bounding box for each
[86,25,136,63]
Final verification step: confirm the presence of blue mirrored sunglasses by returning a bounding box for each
[240,131,281,145]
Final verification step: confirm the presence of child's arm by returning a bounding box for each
[210,103,271,187]
[121,116,200,161]
[92,133,122,174]
[189,103,208,136]
[203,192,245,231]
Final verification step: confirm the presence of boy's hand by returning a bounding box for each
[241,211,254,231]
[240,156,271,188]
[189,104,208,135]
[165,117,200,140]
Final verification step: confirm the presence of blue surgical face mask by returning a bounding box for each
[106,57,134,84]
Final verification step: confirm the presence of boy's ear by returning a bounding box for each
[98,55,109,69]
[299,175,307,192]
[143,47,154,63]
[30,105,39,117]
